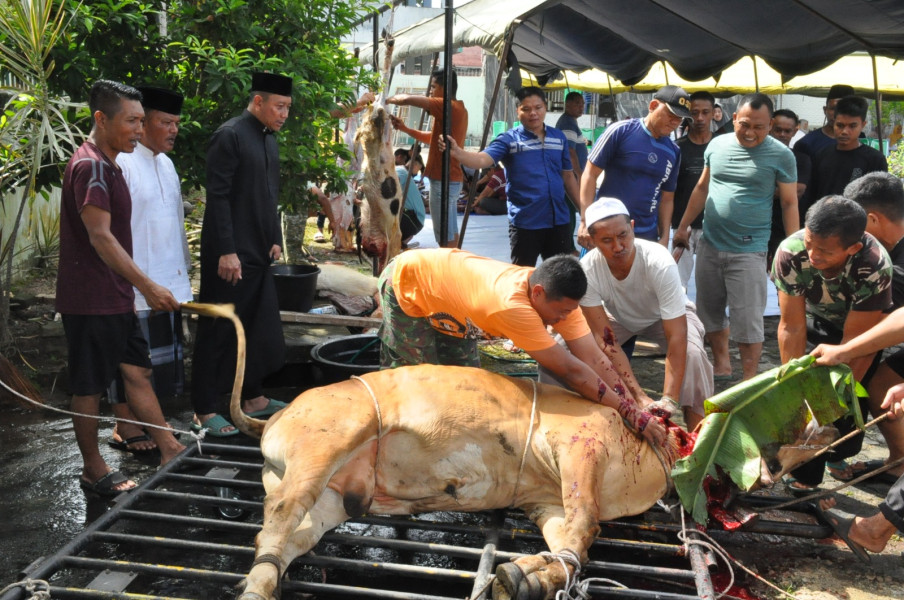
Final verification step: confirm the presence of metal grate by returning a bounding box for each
[2,441,741,600]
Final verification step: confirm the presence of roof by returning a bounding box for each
[370,0,904,85]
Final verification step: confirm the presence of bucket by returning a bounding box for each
[271,264,320,312]
[310,334,382,383]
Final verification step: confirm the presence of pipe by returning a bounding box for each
[872,54,884,151]
[440,0,453,246]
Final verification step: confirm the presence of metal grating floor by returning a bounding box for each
[2,441,776,600]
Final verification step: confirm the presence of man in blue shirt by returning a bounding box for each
[442,86,580,266]
[556,91,589,182]
[578,85,690,247]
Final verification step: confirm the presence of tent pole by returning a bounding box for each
[440,0,453,247]
[872,54,884,152]
[372,12,379,71]
[752,56,759,92]
[458,22,518,249]
[661,61,669,86]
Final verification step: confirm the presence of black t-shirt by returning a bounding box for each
[809,144,888,200]
[672,135,709,229]
[768,148,811,264]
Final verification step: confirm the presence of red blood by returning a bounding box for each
[602,326,616,347]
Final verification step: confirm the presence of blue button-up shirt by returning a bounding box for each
[484,125,573,230]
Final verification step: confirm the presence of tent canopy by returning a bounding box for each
[524,54,904,98]
[370,0,904,86]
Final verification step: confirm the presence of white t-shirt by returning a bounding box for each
[580,239,686,332]
[117,143,193,311]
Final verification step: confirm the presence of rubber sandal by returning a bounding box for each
[783,476,820,497]
[79,470,136,497]
[313,232,326,243]
[191,414,239,437]
[108,433,158,454]
[815,505,871,563]
[713,374,734,382]
[247,398,288,418]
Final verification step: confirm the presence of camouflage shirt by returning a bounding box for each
[771,230,892,329]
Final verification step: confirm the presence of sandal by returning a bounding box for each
[313,232,326,243]
[247,398,288,418]
[815,505,871,563]
[108,433,158,454]
[191,414,239,437]
[783,476,820,498]
[79,470,137,497]
[502,339,523,354]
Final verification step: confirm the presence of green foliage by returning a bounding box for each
[48,0,382,212]
[888,147,904,179]
[672,355,861,525]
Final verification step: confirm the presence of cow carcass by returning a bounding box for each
[231,365,689,600]
[355,101,402,273]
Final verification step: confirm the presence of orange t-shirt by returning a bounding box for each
[424,97,468,183]
[391,249,590,352]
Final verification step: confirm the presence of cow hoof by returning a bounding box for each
[492,563,543,600]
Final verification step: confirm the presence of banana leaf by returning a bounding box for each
[672,355,863,524]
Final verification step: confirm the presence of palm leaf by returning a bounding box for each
[672,355,862,524]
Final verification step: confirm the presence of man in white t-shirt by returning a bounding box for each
[562,197,713,428]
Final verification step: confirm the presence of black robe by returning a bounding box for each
[191,111,286,412]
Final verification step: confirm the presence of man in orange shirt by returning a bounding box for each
[388,69,468,247]
[378,248,669,447]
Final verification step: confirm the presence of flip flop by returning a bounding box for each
[783,476,820,498]
[313,232,326,242]
[79,470,137,497]
[190,414,239,437]
[713,374,734,382]
[816,505,871,563]
[247,398,288,418]
[108,433,158,454]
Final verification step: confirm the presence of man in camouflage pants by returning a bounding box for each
[772,195,893,491]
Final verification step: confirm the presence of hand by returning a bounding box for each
[638,412,668,447]
[389,114,405,130]
[142,282,180,312]
[269,244,282,261]
[385,95,399,105]
[576,222,592,250]
[810,343,847,366]
[672,226,690,249]
[881,383,904,420]
[647,396,679,420]
[358,91,375,107]
[218,253,242,285]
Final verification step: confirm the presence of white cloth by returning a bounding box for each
[580,240,686,331]
[790,129,806,148]
[116,143,193,311]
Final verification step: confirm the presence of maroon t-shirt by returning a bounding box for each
[56,142,135,314]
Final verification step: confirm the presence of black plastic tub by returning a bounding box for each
[310,334,382,383]
[271,263,320,312]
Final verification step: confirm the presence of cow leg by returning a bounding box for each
[492,504,594,600]
[238,487,351,600]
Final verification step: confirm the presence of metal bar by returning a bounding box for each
[163,473,264,489]
[176,457,263,470]
[440,0,453,246]
[872,54,884,148]
[686,534,716,600]
[137,489,261,511]
[91,532,253,557]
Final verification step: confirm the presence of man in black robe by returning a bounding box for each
[190,72,292,436]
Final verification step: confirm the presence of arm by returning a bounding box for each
[777,181,799,236]
[568,146,583,182]
[841,310,886,381]
[329,91,375,118]
[776,290,807,363]
[813,306,904,366]
[674,167,710,248]
[385,93,432,110]
[657,191,674,247]
[439,134,495,170]
[562,167,581,212]
[580,304,653,405]
[577,162,604,248]
[81,205,179,312]
[389,114,431,146]
[660,315,688,401]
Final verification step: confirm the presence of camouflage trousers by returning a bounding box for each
[378,260,479,368]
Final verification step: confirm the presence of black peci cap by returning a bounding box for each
[137,86,184,115]
[251,72,293,96]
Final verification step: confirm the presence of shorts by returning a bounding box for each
[377,261,479,368]
[509,223,576,267]
[883,346,904,378]
[429,179,462,244]
[400,209,424,241]
[694,238,767,343]
[62,313,152,396]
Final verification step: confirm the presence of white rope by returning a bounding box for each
[0,578,51,600]
[351,375,383,440]
[511,379,538,503]
[0,374,206,452]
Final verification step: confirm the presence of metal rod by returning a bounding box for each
[438,0,454,246]
[872,53,884,149]
[686,533,716,600]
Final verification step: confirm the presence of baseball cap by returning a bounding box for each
[653,85,692,118]
[585,197,629,228]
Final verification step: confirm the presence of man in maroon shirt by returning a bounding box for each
[57,80,185,497]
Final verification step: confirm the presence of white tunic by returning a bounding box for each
[116,143,193,311]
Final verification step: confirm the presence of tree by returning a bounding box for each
[0,0,85,347]
[50,0,382,209]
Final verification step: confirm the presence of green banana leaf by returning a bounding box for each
[672,355,863,524]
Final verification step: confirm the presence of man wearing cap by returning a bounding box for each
[57,80,186,495]
[578,85,689,248]
[104,86,194,453]
[378,248,670,447]
[795,84,856,162]
[190,72,292,436]
[542,198,712,429]
[674,93,798,382]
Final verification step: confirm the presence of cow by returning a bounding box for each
[231,365,689,600]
